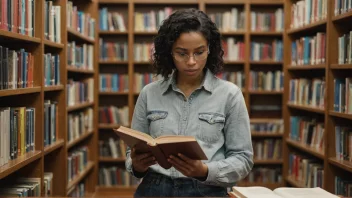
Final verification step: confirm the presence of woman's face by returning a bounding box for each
[171,31,208,80]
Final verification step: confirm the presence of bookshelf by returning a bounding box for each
[0,0,98,197]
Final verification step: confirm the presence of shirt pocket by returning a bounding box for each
[147,111,168,138]
[197,112,225,144]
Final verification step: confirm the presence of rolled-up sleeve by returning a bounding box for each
[202,88,254,187]
[125,88,149,178]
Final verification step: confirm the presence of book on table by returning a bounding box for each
[113,126,208,169]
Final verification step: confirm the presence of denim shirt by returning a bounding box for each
[125,69,254,187]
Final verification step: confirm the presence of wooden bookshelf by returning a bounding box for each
[332,10,352,22]
[329,111,352,121]
[98,124,121,129]
[286,139,325,160]
[251,132,283,137]
[67,28,95,44]
[44,85,65,92]
[99,31,129,35]
[99,91,129,95]
[249,90,283,95]
[287,20,327,35]
[67,67,95,74]
[285,176,306,188]
[330,64,352,69]
[43,40,65,49]
[67,102,95,112]
[0,87,42,97]
[0,29,41,43]
[287,103,325,114]
[287,64,326,70]
[250,31,283,36]
[253,159,283,164]
[67,130,95,150]
[66,162,95,192]
[44,139,65,156]
[328,158,352,173]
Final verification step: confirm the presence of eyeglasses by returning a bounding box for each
[171,48,210,62]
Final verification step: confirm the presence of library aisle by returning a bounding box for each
[0,0,351,197]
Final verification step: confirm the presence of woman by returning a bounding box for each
[125,8,253,197]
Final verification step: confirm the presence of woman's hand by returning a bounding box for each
[168,153,208,179]
[131,147,157,173]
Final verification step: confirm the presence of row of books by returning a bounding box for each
[99,138,126,158]
[334,0,352,16]
[68,183,85,198]
[0,177,41,197]
[67,108,94,143]
[99,74,129,93]
[209,8,245,32]
[67,1,95,39]
[334,77,352,114]
[288,153,324,188]
[0,46,34,90]
[335,126,352,162]
[290,116,325,151]
[44,53,60,87]
[222,38,245,61]
[99,9,127,32]
[0,107,35,167]
[0,0,35,37]
[250,40,283,62]
[99,39,128,61]
[68,146,89,182]
[99,106,129,127]
[44,173,53,196]
[335,176,352,196]
[253,139,282,160]
[133,73,161,93]
[250,9,284,32]
[289,78,326,109]
[216,71,244,89]
[66,78,94,107]
[290,0,327,29]
[98,166,140,187]
[241,167,282,183]
[44,1,61,43]
[67,42,94,71]
[249,70,284,91]
[134,43,153,62]
[44,100,58,147]
[338,31,352,64]
[291,32,326,66]
[134,7,173,32]
[250,119,284,134]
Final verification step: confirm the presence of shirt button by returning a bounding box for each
[183,117,187,121]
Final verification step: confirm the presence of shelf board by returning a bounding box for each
[67,102,95,112]
[224,60,245,64]
[99,157,126,163]
[133,61,151,64]
[67,162,94,193]
[253,159,283,164]
[251,132,283,137]
[134,31,157,35]
[287,20,327,35]
[67,66,95,74]
[250,31,283,36]
[250,118,283,123]
[99,124,121,129]
[204,0,246,4]
[329,111,352,121]
[0,87,41,97]
[0,151,42,179]
[329,158,352,173]
[44,139,65,156]
[237,182,283,190]
[0,30,41,43]
[249,0,283,5]
[98,0,129,3]
[99,30,128,35]
[44,85,64,92]
[249,90,283,95]
[99,91,129,95]
[67,28,95,44]
[285,176,306,188]
[43,40,64,49]
[286,138,325,159]
[287,64,326,70]
[67,130,94,150]
[250,61,283,65]
[332,11,352,22]
[287,103,325,114]
[133,0,197,4]
[99,60,129,65]
[330,64,352,69]
[220,31,245,35]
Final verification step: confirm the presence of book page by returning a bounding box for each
[155,135,196,144]
[273,187,339,198]
[114,126,155,147]
[232,187,283,198]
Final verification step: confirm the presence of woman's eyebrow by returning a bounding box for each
[174,45,206,51]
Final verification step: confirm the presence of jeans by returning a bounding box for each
[134,171,228,197]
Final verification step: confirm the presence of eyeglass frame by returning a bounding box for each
[171,45,210,62]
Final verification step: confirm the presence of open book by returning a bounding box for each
[230,187,339,198]
[113,126,208,169]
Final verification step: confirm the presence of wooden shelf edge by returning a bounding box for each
[0,30,41,43]
[67,130,94,150]
[67,162,95,192]
[287,20,327,35]
[0,87,41,97]
[253,159,283,164]
[287,64,326,70]
[329,111,352,121]
[99,124,121,129]
[286,138,325,159]
[67,28,95,44]
[98,0,129,3]
[67,67,95,74]
[0,151,42,179]
[285,176,306,188]
[224,61,245,64]
[330,64,352,69]
[328,158,352,173]
[251,132,283,137]
[250,31,283,36]
[99,157,126,162]
[220,31,246,35]
[99,60,129,64]
[133,0,198,4]
[332,11,352,22]
[67,102,94,112]
[249,91,283,95]
[44,139,65,155]
[44,85,64,92]
[99,31,128,35]
[287,103,325,114]
[250,118,283,122]
[250,61,283,65]
[43,40,64,49]
[99,91,129,95]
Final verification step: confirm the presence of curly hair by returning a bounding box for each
[152,8,224,79]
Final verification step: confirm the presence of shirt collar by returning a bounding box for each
[160,68,215,95]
